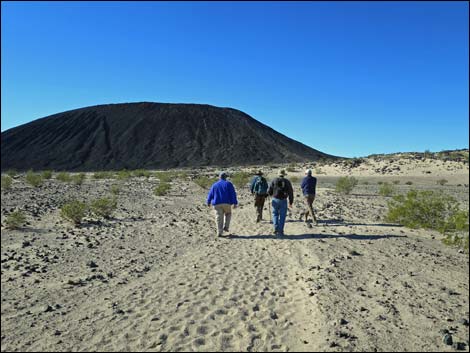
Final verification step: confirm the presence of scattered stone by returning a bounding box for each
[339,318,348,325]
[452,342,467,350]
[86,261,98,268]
[442,333,453,346]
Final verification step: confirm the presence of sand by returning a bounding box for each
[1,156,469,352]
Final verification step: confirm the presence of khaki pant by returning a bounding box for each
[213,204,232,235]
[304,194,317,223]
[254,194,267,222]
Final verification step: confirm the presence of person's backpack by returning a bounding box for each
[275,178,288,199]
[253,176,269,195]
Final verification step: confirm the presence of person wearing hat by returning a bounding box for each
[268,169,294,237]
[206,171,238,237]
[250,170,269,222]
[300,169,318,224]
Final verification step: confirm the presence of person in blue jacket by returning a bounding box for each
[207,171,238,237]
[300,169,318,224]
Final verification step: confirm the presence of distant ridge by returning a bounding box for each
[1,102,337,171]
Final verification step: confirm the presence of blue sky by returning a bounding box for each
[1,1,468,157]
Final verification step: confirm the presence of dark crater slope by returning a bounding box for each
[1,102,336,171]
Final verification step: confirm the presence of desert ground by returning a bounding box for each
[1,155,469,352]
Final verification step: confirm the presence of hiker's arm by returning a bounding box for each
[288,180,294,205]
[230,183,238,206]
[268,181,274,196]
[250,177,256,194]
[206,186,214,206]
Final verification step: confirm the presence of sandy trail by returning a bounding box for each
[1,168,469,352]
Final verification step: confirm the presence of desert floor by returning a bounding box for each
[1,157,469,352]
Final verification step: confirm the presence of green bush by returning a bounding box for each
[93,171,115,179]
[133,169,151,178]
[393,180,400,185]
[110,184,121,196]
[290,176,300,184]
[335,176,358,195]
[437,179,448,186]
[155,171,179,183]
[90,197,117,219]
[25,170,43,187]
[5,210,26,229]
[41,170,53,179]
[154,182,171,196]
[230,172,252,189]
[379,182,395,197]
[442,233,469,251]
[6,169,17,178]
[1,175,13,190]
[117,169,132,180]
[72,173,86,185]
[56,172,72,182]
[61,200,88,226]
[405,181,413,185]
[385,190,466,234]
[194,176,217,189]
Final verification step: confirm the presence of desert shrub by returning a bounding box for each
[133,169,151,178]
[230,172,252,189]
[1,175,13,190]
[41,170,53,179]
[286,166,297,173]
[110,184,121,196]
[6,169,17,178]
[5,210,26,229]
[393,180,400,185]
[90,197,117,219]
[379,182,395,197]
[437,179,448,186]
[194,176,217,189]
[56,172,72,182]
[362,181,369,185]
[335,176,358,195]
[72,173,86,185]
[442,233,469,251]
[61,200,88,226]
[93,171,115,179]
[377,181,384,185]
[385,190,466,234]
[155,171,180,183]
[154,182,171,196]
[117,169,132,180]
[405,181,413,185]
[290,176,301,184]
[25,170,43,187]
[315,168,323,175]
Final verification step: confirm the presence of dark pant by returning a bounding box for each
[304,194,317,222]
[254,194,267,221]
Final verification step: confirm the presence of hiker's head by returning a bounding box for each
[255,170,263,176]
[219,171,228,180]
[305,169,312,176]
[278,169,287,177]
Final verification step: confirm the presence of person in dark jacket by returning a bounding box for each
[207,172,238,237]
[300,169,317,224]
[268,169,294,237]
[250,170,269,222]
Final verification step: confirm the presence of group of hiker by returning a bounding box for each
[206,169,317,237]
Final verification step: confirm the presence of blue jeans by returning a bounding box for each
[272,198,288,234]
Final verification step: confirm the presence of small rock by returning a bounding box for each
[442,333,453,346]
[452,342,466,350]
[86,261,98,268]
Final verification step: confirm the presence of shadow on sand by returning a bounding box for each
[226,233,407,241]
